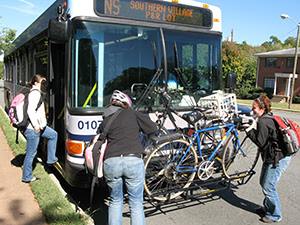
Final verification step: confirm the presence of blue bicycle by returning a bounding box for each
[144,114,258,201]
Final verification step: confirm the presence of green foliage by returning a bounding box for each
[0,17,16,56]
[293,94,300,103]
[264,87,274,99]
[222,41,257,94]
[0,61,3,79]
[261,35,297,51]
[222,42,246,83]
[284,37,297,48]
[236,85,267,99]
[222,35,298,100]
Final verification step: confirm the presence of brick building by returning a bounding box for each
[255,48,300,102]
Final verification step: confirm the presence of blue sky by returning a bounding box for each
[0,0,299,47]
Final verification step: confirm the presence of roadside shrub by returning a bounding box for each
[264,87,274,99]
[237,87,252,99]
[293,94,300,103]
[236,86,266,99]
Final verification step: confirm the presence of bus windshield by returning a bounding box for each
[70,21,221,110]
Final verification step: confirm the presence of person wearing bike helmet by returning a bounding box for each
[98,90,156,225]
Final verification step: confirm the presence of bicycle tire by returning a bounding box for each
[222,132,259,180]
[144,139,198,201]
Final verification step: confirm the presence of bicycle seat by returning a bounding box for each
[182,111,205,125]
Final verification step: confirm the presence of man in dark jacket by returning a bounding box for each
[99,90,156,225]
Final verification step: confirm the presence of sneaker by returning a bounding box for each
[22,177,41,183]
[47,160,58,166]
[261,216,279,223]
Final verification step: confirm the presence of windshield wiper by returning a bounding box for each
[134,41,163,110]
[173,41,189,89]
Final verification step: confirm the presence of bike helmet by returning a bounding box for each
[110,90,132,107]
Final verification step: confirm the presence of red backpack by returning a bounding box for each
[271,115,300,155]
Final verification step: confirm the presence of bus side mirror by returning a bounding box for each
[225,72,237,89]
[48,19,71,44]
[48,3,71,44]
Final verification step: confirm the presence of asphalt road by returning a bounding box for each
[1,79,299,225]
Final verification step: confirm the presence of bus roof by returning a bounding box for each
[4,0,221,57]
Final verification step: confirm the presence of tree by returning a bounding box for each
[283,37,297,48]
[221,35,298,99]
[0,17,16,79]
[0,17,16,56]
[0,61,3,79]
[222,41,246,83]
[261,35,297,52]
[237,41,257,87]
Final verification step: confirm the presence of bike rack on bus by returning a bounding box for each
[144,168,256,208]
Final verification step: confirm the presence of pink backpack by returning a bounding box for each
[8,89,43,143]
[84,134,107,178]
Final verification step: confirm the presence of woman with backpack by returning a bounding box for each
[22,74,58,183]
[246,95,291,223]
[98,90,157,225]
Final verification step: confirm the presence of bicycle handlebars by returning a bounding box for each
[237,114,256,131]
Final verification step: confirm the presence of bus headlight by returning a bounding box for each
[66,140,85,155]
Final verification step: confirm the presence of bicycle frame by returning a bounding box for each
[156,104,180,132]
[169,122,245,174]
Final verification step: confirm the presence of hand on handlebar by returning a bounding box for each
[239,114,257,132]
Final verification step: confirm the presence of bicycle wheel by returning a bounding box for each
[222,132,259,180]
[144,139,198,201]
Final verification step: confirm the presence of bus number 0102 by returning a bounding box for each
[77,120,102,130]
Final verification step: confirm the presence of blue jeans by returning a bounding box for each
[260,156,291,222]
[22,126,58,182]
[104,156,145,225]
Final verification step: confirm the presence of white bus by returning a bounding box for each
[4,0,223,188]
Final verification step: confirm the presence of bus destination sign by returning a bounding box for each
[96,0,212,27]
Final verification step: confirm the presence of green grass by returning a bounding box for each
[237,99,300,111]
[0,108,88,225]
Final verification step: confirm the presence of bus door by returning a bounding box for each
[49,42,66,162]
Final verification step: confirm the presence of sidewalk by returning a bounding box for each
[0,128,48,225]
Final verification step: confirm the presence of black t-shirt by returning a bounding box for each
[98,107,157,160]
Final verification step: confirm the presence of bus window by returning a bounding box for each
[70,22,162,110]
[35,38,48,77]
[77,38,98,108]
[163,29,222,103]
[36,55,47,78]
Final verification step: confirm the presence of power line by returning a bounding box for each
[279,27,297,40]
